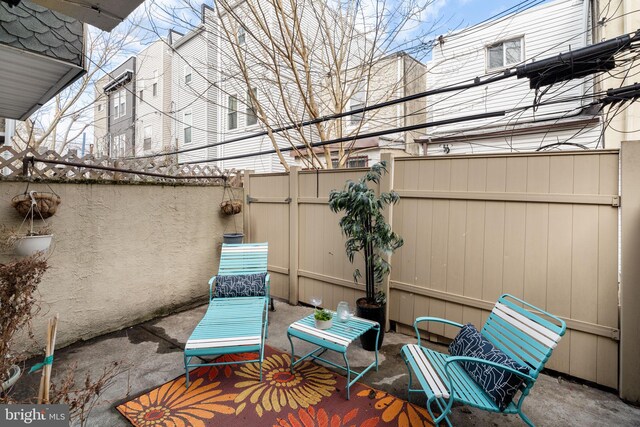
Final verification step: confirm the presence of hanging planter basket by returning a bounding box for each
[14,234,53,257]
[11,192,61,219]
[220,199,242,216]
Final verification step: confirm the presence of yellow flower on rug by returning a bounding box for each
[234,353,336,417]
[119,376,237,427]
[357,390,433,427]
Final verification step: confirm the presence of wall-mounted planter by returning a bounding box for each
[14,235,53,256]
[220,200,242,215]
[223,233,244,244]
[11,192,61,219]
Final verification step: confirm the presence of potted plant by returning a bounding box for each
[0,255,48,392]
[329,162,403,350]
[12,225,53,257]
[4,191,54,256]
[11,191,61,219]
[314,309,333,330]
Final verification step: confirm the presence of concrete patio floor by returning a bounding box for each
[16,299,640,426]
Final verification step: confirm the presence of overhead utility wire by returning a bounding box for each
[136,71,517,160]
[183,111,508,164]
[137,27,640,161]
[23,84,638,178]
[184,79,640,165]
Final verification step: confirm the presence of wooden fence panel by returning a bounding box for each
[391,151,620,389]
[245,150,620,389]
[245,173,290,301]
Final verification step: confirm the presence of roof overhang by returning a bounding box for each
[29,0,145,31]
[103,69,133,93]
[0,43,86,120]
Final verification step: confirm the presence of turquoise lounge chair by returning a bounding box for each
[184,243,270,387]
[401,294,566,426]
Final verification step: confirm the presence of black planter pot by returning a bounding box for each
[356,297,385,351]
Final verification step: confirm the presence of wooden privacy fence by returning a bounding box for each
[244,150,621,391]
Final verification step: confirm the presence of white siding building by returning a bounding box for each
[215,2,299,172]
[172,7,219,165]
[418,0,602,155]
[135,39,173,157]
[213,0,427,172]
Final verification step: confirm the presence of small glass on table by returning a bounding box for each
[337,301,355,331]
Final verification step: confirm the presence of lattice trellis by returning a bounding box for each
[0,147,243,186]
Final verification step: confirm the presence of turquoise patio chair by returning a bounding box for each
[401,294,566,426]
[184,243,270,387]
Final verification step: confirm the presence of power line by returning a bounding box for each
[188,77,640,165]
[183,111,508,164]
[94,2,639,166]
[135,70,517,160]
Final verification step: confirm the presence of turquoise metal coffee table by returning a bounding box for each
[287,311,380,399]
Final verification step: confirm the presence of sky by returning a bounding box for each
[442,0,549,30]
[61,0,553,151]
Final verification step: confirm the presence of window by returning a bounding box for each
[350,86,366,125]
[113,90,126,118]
[120,90,126,117]
[228,95,238,130]
[153,70,158,97]
[184,65,192,84]
[144,125,152,150]
[97,103,103,112]
[487,37,523,69]
[111,134,126,158]
[238,26,246,46]
[139,90,143,101]
[183,111,192,144]
[347,157,368,168]
[246,88,258,126]
[331,156,368,168]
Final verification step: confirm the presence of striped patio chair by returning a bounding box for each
[184,243,270,387]
[401,294,566,426]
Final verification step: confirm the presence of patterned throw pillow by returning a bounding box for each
[213,273,267,298]
[449,324,530,411]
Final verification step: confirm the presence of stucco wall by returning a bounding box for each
[0,181,243,353]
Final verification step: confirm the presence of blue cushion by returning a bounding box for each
[449,324,530,411]
[214,273,267,298]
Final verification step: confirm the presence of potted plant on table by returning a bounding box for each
[314,309,333,330]
[329,162,403,350]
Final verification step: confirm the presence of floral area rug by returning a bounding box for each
[116,345,434,427]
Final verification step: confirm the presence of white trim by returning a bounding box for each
[186,336,261,349]
[290,322,352,347]
[407,344,450,399]
[493,303,560,349]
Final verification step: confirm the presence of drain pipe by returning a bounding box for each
[583,0,592,106]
